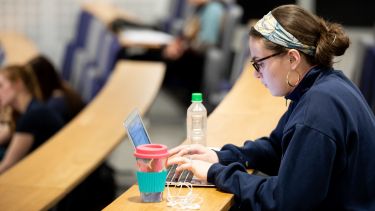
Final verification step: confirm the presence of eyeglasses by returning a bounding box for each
[251,52,284,72]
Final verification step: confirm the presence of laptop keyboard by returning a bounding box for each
[166,164,194,184]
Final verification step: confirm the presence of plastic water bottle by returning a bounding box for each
[187,93,207,146]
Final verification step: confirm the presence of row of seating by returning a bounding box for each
[62,0,189,103]
[75,0,246,112]
[61,9,121,103]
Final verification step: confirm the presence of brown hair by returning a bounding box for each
[0,106,17,133]
[249,4,350,68]
[0,65,42,100]
[26,55,84,118]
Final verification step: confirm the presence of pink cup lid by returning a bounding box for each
[134,144,169,159]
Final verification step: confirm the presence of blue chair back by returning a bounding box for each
[61,10,93,80]
[92,34,121,95]
[73,18,107,92]
[82,32,121,102]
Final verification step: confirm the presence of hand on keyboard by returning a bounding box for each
[167,156,213,182]
[168,144,219,164]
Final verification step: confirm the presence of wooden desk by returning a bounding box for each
[104,66,286,210]
[0,31,38,65]
[104,185,234,211]
[0,61,165,211]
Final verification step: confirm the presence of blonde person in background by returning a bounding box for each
[0,65,63,174]
[0,106,15,159]
[168,4,375,210]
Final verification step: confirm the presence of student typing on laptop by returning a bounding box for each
[167,4,375,210]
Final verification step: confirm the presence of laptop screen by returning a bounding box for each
[124,110,151,148]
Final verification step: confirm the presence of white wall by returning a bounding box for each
[0,0,170,69]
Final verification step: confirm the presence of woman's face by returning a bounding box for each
[249,37,292,96]
[0,73,17,108]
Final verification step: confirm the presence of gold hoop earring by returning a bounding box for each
[286,70,301,87]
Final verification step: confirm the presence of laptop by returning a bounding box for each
[124,109,215,187]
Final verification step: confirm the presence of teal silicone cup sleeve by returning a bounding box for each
[136,170,168,193]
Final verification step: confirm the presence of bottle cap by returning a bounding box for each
[191,93,203,102]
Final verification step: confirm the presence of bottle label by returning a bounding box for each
[192,114,203,131]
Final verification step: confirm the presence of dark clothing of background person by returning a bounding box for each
[16,99,63,152]
[27,55,85,124]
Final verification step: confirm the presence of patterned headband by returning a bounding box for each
[254,12,316,56]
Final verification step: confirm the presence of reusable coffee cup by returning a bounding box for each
[134,144,169,202]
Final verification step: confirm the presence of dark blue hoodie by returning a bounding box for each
[208,66,375,210]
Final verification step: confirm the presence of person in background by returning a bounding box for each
[168,4,375,210]
[25,56,114,211]
[123,0,225,104]
[0,106,15,159]
[162,0,225,103]
[0,65,63,174]
[26,55,85,124]
[164,0,225,59]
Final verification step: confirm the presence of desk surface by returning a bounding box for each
[0,61,165,211]
[0,31,38,65]
[104,66,286,210]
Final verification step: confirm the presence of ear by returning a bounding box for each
[287,49,301,70]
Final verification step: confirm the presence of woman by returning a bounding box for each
[26,55,85,123]
[168,4,375,210]
[0,65,63,174]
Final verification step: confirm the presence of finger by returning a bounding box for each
[168,146,183,157]
[176,160,193,173]
[186,145,204,155]
[167,156,189,166]
[168,145,188,157]
[176,147,191,157]
[166,156,181,166]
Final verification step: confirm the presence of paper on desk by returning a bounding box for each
[121,29,173,46]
